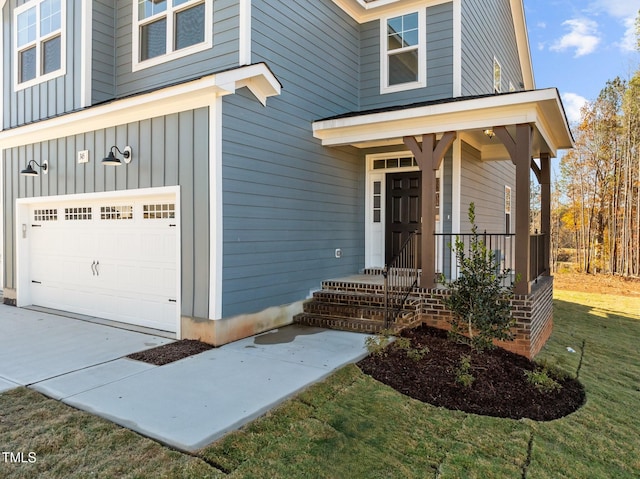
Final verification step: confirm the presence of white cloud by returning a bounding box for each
[588,0,639,20]
[562,93,588,124]
[619,17,638,52]
[588,0,639,52]
[550,18,601,57]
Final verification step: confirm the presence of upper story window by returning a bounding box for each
[14,0,65,90]
[380,10,426,94]
[133,0,213,72]
[493,57,502,93]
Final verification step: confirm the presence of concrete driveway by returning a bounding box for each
[0,304,371,451]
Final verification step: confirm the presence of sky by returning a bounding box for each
[524,0,640,124]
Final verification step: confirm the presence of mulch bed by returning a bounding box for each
[127,339,214,366]
[358,325,586,421]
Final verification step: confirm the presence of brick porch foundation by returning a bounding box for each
[419,275,554,359]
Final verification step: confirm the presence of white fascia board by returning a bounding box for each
[313,89,571,148]
[0,64,281,149]
[510,0,534,90]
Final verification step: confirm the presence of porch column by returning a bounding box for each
[404,132,457,288]
[495,124,532,295]
[540,153,551,276]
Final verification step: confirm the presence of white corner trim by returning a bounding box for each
[0,63,281,149]
[80,0,92,108]
[452,0,461,97]
[209,97,223,320]
[239,0,252,65]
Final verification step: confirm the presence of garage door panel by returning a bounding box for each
[28,196,178,333]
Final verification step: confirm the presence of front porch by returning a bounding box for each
[293,265,554,359]
[305,89,572,358]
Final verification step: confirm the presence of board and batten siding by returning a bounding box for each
[3,0,82,129]
[459,141,515,233]
[2,108,210,319]
[220,0,363,318]
[461,0,523,95]
[359,2,454,110]
[113,0,240,98]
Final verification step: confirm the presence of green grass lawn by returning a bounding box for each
[1,289,639,478]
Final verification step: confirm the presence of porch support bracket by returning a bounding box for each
[403,132,457,288]
[494,124,533,294]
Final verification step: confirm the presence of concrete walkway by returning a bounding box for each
[0,304,371,451]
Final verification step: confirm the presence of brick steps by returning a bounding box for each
[293,279,421,334]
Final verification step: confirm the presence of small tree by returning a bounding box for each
[442,203,516,351]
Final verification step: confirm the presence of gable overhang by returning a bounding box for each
[332,0,535,91]
[0,63,281,150]
[332,0,451,23]
[510,0,535,90]
[313,89,574,158]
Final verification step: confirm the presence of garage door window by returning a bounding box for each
[34,209,58,221]
[143,203,175,219]
[65,207,92,220]
[101,205,133,220]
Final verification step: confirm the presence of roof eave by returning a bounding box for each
[313,89,574,157]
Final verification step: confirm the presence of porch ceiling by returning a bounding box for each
[313,88,574,159]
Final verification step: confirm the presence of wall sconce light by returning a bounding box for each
[483,128,495,139]
[102,146,133,166]
[20,159,48,176]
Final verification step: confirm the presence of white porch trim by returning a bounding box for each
[313,89,573,157]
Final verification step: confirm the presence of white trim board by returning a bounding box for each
[0,63,281,149]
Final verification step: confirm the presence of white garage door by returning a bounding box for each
[28,195,178,332]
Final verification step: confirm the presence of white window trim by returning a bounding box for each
[132,0,213,73]
[13,0,66,92]
[380,8,426,95]
[493,56,502,93]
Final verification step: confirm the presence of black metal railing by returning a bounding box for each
[434,232,516,285]
[435,231,549,284]
[383,231,420,328]
[530,232,548,282]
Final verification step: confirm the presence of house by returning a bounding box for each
[0,0,572,358]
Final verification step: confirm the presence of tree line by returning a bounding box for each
[551,12,640,277]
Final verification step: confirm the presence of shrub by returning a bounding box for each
[441,203,516,351]
[524,368,562,393]
[455,354,475,387]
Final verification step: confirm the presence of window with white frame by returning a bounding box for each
[133,0,212,71]
[14,0,64,89]
[493,57,502,93]
[381,10,426,94]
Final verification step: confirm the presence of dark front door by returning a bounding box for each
[385,171,421,264]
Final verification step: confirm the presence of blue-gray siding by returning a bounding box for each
[3,0,83,129]
[360,2,454,110]
[3,0,242,128]
[220,0,364,318]
[92,0,115,103]
[460,141,515,233]
[2,108,210,319]
[461,0,523,95]
[113,0,240,98]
